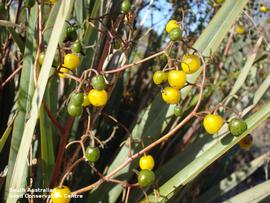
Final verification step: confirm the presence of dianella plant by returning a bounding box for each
[0,0,270,202]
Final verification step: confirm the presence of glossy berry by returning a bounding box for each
[236,25,245,35]
[85,146,100,162]
[58,66,70,78]
[38,52,45,65]
[82,93,91,107]
[166,20,180,33]
[63,53,80,70]
[24,0,35,8]
[169,28,181,42]
[88,89,108,107]
[91,75,106,91]
[203,114,223,134]
[162,87,180,104]
[181,54,201,74]
[238,134,253,150]
[259,5,268,13]
[138,169,155,187]
[50,186,71,203]
[152,71,168,85]
[229,118,247,136]
[67,103,83,117]
[71,41,82,53]
[121,0,131,14]
[70,92,84,106]
[174,105,183,117]
[66,26,77,41]
[168,70,186,89]
[139,155,155,171]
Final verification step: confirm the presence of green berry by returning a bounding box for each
[38,52,45,65]
[71,41,82,53]
[91,75,106,91]
[70,92,84,106]
[169,28,181,42]
[229,118,247,136]
[138,169,155,187]
[24,0,35,8]
[121,0,131,14]
[174,105,182,117]
[67,103,83,117]
[85,146,100,162]
[66,26,77,41]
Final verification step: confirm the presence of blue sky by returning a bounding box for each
[138,0,173,34]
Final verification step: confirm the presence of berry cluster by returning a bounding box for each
[67,74,108,117]
[138,155,155,187]
[166,20,182,42]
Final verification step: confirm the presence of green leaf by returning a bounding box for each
[223,179,270,203]
[5,6,37,199]
[196,153,269,203]
[0,115,16,153]
[6,1,74,202]
[7,27,24,53]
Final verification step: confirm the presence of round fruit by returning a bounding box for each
[168,70,186,89]
[238,134,253,150]
[259,5,268,13]
[166,20,180,33]
[88,89,108,107]
[66,26,77,41]
[121,0,131,14]
[203,114,223,134]
[50,185,71,203]
[67,103,83,117]
[228,118,247,136]
[181,54,201,74]
[236,25,245,35]
[71,41,82,53]
[38,52,45,65]
[162,87,180,104]
[91,75,106,91]
[24,0,35,8]
[50,0,58,3]
[70,92,84,106]
[82,94,91,107]
[58,66,70,78]
[85,146,100,162]
[63,53,80,70]
[139,155,155,171]
[174,105,183,117]
[169,28,181,42]
[152,71,168,85]
[138,169,155,187]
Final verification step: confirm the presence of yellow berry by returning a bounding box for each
[203,114,223,134]
[236,25,245,35]
[259,5,268,13]
[181,54,201,74]
[50,186,71,203]
[50,0,58,3]
[63,53,80,70]
[166,20,180,33]
[88,89,108,107]
[139,155,155,171]
[162,86,180,104]
[153,71,168,85]
[238,134,253,150]
[58,66,70,78]
[82,93,91,107]
[168,70,186,89]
